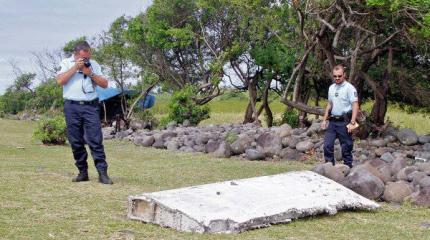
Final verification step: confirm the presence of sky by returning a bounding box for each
[0,0,153,94]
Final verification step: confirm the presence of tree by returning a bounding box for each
[277,0,430,129]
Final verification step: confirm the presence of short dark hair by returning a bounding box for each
[333,64,345,73]
[73,41,91,52]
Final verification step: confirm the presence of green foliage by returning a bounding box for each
[134,109,159,128]
[33,116,67,145]
[12,73,36,92]
[225,132,238,144]
[30,80,64,112]
[62,36,87,56]
[0,89,33,114]
[274,109,299,128]
[166,86,210,125]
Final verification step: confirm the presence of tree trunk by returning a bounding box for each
[243,79,258,124]
[370,47,392,126]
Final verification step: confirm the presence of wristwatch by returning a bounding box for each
[350,121,356,125]
[89,72,96,79]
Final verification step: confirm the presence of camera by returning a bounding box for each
[82,58,91,68]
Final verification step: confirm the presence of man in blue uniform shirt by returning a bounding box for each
[57,41,113,184]
[321,64,359,168]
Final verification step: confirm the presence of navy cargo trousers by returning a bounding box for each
[323,120,353,167]
[64,100,108,172]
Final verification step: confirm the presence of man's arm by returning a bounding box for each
[321,102,332,129]
[350,101,359,123]
[90,74,108,88]
[56,65,79,86]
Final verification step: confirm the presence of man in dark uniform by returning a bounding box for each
[321,64,359,168]
[56,41,113,184]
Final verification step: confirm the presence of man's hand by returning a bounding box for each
[321,120,328,130]
[346,122,359,133]
[75,58,85,70]
[81,66,92,76]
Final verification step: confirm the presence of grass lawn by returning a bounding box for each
[1,119,430,239]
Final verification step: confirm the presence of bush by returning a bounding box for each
[34,116,67,145]
[165,86,210,126]
[273,109,299,128]
[134,109,159,128]
[30,80,64,112]
[0,90,33,114]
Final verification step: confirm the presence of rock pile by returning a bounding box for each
[103,120,430,206]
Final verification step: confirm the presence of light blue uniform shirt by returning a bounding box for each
[328,81,358,116]
[58,56,103,101]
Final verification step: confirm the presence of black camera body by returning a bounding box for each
[83,58,91,68]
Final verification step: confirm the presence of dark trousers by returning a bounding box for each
[64,101,108,172]
[323,120,353,166]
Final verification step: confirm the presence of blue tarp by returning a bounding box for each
[96,86,155,109]
[96,86,122,101]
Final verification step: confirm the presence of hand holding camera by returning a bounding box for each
[76,58,92,77]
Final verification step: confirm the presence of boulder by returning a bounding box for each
[205,139,220,153]
[335,164,351,176]
[382,181,413,203]
[166,141,179,151]
[374,147,390,157]
[191,145,204,153]
[324,165,348,182]
[418,177,430,188]
[213,141,232,158]
[195,134,210,145]
[380,152,395,163]
[152,139,165,149]
[342,168,385,200]
[256,132,282,156]
[396,166,419,181]
[305,121,322,136]
[279,148,302,161]
[416,162,430,173]
[231,135,254,155]
[284,137,300,149]
[409,187,430,207]
[397,128,418,146]
[133,136,144,146]
[391,158,407,175]
[377,164,393,184]
[408,171,428,186]
[423,143,430,152]
[245,149,265,161]
[312,162,334,176]
[384,135,397,143]
[370,139,387,147]
[418,135,430,144]
[277,124,292,138]
[295,140,314,153]
[141,136,155,147]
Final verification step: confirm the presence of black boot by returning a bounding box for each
[72,170,89,182]
[97,170,113,184]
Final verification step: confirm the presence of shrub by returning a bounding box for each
[34,116,67,145]
[273,109,299,128]
[165,86,210,126]
[134,109,159,128]
[225,132,238,144]
[0,90,33,114]
[30,80,64,112]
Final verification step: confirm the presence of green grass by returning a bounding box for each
[1,119,430,239]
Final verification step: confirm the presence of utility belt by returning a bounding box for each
[329,111,352,122]
[65,98,99,105]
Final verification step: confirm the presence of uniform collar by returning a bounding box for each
[335,80,347,87]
